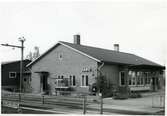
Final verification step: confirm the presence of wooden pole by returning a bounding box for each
[83,95,86,114]
[42,95,44,104]
[99,93,103,114]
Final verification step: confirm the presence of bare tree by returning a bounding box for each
[26,46,40,61]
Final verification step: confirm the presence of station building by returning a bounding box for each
[27,35,165,95]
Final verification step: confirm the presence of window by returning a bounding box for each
[9,72,16,78]
[70,75,76,86]
[58,52,63,60]
[120,71,125,86]
[61,76,64,79]
[144,72,150,85]
[128,71,132,85]
[82,75,84,86]
[128,77,132,85]
[24,78,27,82]
[81,75,89,86]
[55,75,69,87]
[86,75,88,86]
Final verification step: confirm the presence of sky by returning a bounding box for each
[0,0,167,66]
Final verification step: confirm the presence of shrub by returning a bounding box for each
[129,92,142,98]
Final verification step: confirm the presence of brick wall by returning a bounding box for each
[30,44,98,94]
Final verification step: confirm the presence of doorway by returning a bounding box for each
[152,77,159,91]
[38,72,49,93]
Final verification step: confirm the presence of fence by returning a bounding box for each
[1,92,103,114]
[152,92,165,109]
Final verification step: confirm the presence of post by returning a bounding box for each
[42,95,44,104]
[19,93,21,102]
[99,93,103,114]
[19,38,25,93]
[83,95,86,114]
[152,94,154,107]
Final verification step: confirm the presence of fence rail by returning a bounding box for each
[2,92,103,114]
[152,93,165,108]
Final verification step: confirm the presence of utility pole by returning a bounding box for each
[1,37,26,94]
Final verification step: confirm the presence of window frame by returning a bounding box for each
[70,75,76,86]
[81,75,89,87]
[119,71,126,86]
[9,72,17,78]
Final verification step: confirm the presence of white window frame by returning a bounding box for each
[9,72,16,78]
[81,75,89,87]
[70,75,76,87]
[119,71,126,86]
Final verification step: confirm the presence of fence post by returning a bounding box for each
[42,95,44,104]
[152,94,153,108]
[160,95,162,107]
[99,93,103,114]
[19,93,21,102]
[83,95,86,114]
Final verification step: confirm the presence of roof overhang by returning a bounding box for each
[128,64,165,70]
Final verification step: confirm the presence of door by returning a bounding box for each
[40,74,48,92]
[22,75,31,92]
[152,77,158,91]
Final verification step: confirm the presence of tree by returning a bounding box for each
[26,46,40,61]
[33,46,40,59]
[26,51,33,61]
[96,71,107,95]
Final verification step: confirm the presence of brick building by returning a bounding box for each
[27,35,165,96]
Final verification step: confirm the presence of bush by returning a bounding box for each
[129,92,142,98]
[113,92,129,99]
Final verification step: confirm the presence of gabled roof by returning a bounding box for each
[27,41,165,69]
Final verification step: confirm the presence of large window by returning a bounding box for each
[81,75,89,86]
[120,71,125,86]
[128,71,151,86]
[9,72,16,78]
[55,75,69,87]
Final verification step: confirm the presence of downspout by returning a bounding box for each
[97,61,104,93]
[98,61,104,71]
[97,61,104,114]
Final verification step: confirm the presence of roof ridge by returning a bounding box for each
[59,41,135,56]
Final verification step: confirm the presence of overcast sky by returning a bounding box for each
[0,0,166,66]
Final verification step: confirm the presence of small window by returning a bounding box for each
[58,53,63,60]
[81,75,89,86]
[58,76,60,79]
[86,75,88,86]
[9,72,16,78]
[73,76,76,86]
[120,71,125,86]
[70,75,76,86]
[82,75,84,86]
[61,75,64,79]
[24,78,27,82]
[128,77,132,85]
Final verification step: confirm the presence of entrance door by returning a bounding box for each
[22,75,31,93]
[40,73,48,93]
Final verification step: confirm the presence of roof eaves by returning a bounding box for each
[59,41,101,63]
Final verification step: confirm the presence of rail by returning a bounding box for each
[1,92,103,114]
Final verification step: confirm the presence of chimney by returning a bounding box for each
[73,34,80,45]
[114,44,119,52]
